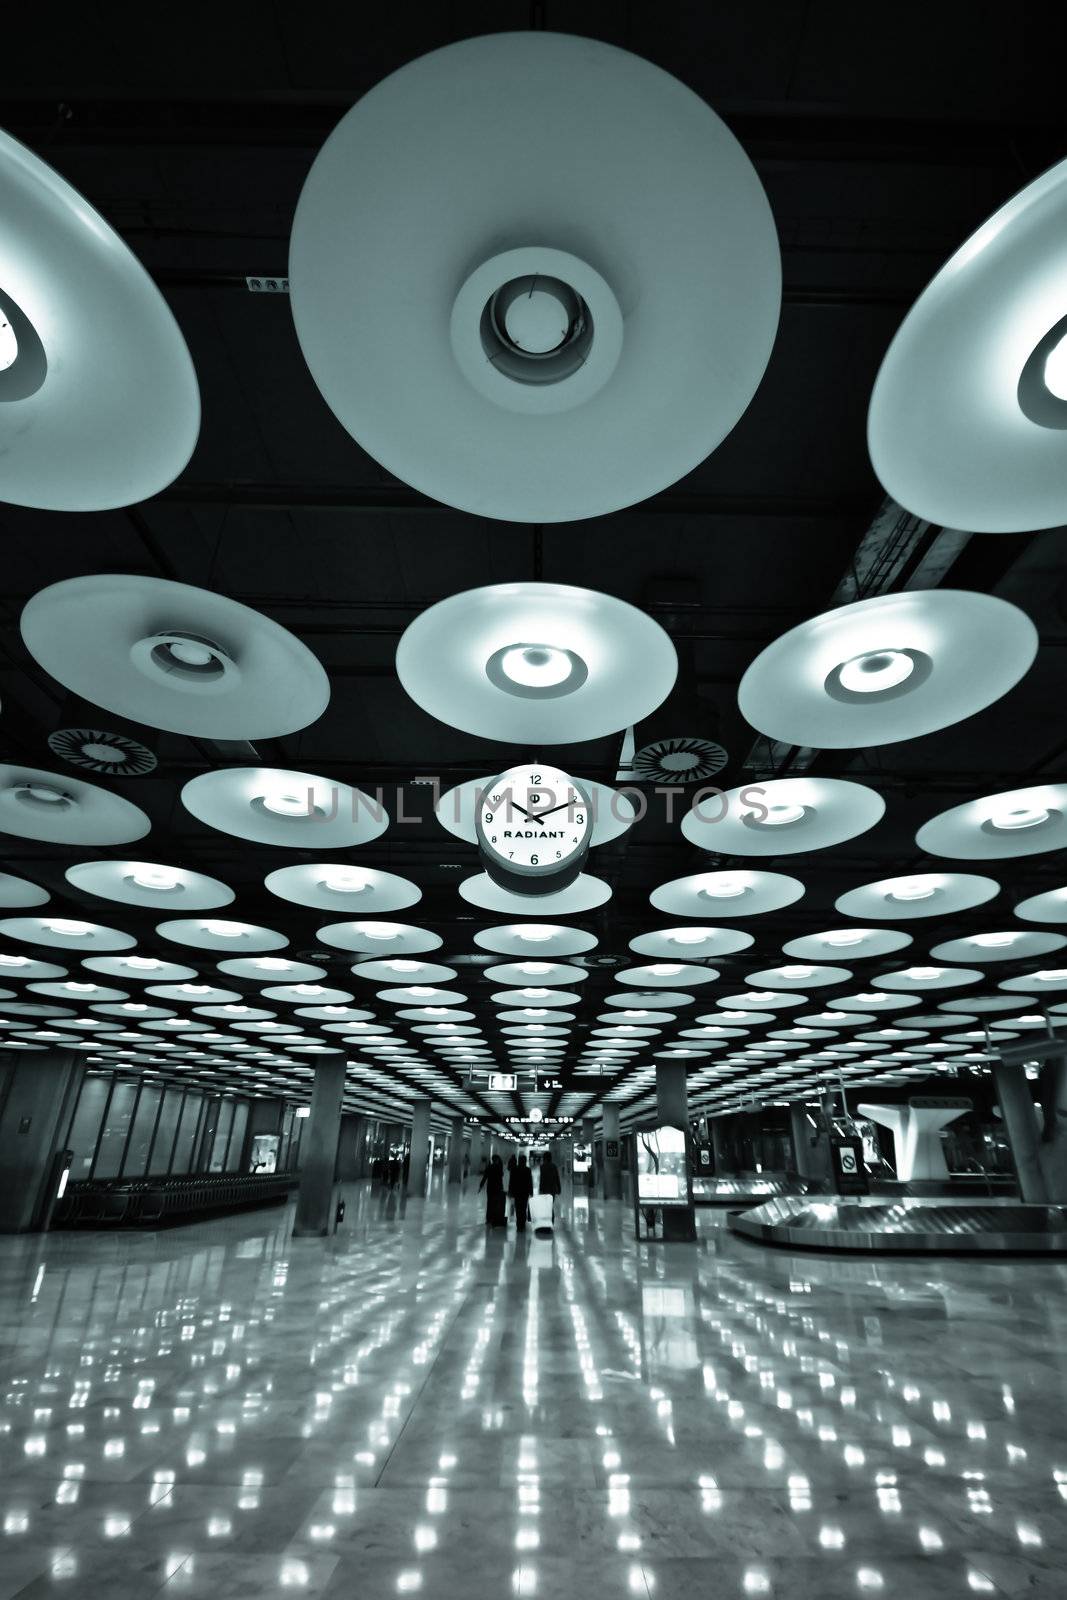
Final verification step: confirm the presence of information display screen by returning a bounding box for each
[636,1125,690,1207]
[573,1141,591,1174]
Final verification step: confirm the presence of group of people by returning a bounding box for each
[478,1150,561,1231]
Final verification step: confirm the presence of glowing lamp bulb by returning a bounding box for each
[906,967,943,981]
[386,960,420,974]
[1045,330,1067,400]
[65,981,95,992]
[260,790,312,818]
[520,961,552,976]
[973,932,1016,947]
[293,984,324,996]
[837,649,914,694]
[321,867,371,893]
[47,919,92,936]
[780,965,814,979]
[0,313,17,372]
[887,876,940,901]
[409,986,435,997]
[125,956,161,969]
[122,1002,147,1012]
[499,644,571,688]
[823,930,865,947]
[362,924,403,941]
[986,800,1050,831]
[1035,969,1067,982]
[699,875,749,899]
[201,920,246,938]
[517,925,555,942]
[131,865,182,891]
[0,954,29,966]
[649,963,683,976]
[169,638,214,666]
[256,958,289,971]
[760,801,806,826]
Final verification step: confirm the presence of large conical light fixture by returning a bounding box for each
[289,32,780,523]
[868,157,1067,532]
[0,130,199,510]
[22,576,330,740]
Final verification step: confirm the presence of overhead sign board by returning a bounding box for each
[487,1071,518,1091]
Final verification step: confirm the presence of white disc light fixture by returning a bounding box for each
[459,872,611,917]
[916,785,1067,861]
[782,928,912,961]
[0,871,48,908]
[682,777,884,855]
[738,591,1036,750]
[629,926,754,960]
[181,768,388,850]
[835,873,999,920]
[1016,887,1067,925]
[397,582,675,744]
[868,156,1067,532]
[156,918,287,953]
[64,860,234,911]
[264,864,419,915]
[0,916,133,951]
[22,577,329,740]
[289,32,779,523]
[0,764,149,846]
[0,130,199,510]
[650,870,804,919]
[473,924,598,959]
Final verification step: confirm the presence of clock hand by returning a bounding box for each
[530,801,577,822]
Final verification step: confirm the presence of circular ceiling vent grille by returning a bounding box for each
[47,727,157,777]
[632,736,728,785]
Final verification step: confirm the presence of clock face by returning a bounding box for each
[476,763,592,878]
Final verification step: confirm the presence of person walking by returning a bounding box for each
[538,1151,562,1219]
[479,1153,507,1229]
[510,1153,534,1233]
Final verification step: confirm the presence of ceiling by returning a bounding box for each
[2,1,1066,1138]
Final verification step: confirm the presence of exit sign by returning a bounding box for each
[488,1072,518,1091]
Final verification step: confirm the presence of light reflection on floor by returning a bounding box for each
[0,1174,1064,1597]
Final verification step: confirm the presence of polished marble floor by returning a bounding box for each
[0,1174,1065,1598]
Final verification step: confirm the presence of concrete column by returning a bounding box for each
[469,1129,484,1176]
[994,1060,1049,1202]
[407,1099,432,1196]
[292,1056,346,1237]
[656,1059,688,1126]
[789,1102,817,1180]
[710,1116,730,1175]
[581,1117,597,1189]
[447,1115,464,1184]
[601,1104,622,1199]
[1038,1060,1067,1202]
[0,1051,84,1232]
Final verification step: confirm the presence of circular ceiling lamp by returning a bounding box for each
[484,961,587,988]
[0,129,199,510]
[615,963,718,989]
[782,928,911,961]
[1001,968,1067,993]
[871,966,982,992]
[156,918,287,953]
[490,988,578,1008]
[435,776,636,848]
[377,985,467,1007]
[718,990,805,1012]
[0,764,150,846]
[29,980,127,1002]
[827,992,920,1014]
[397,583,676,744]
[681,777,884,855]
[650,870,804,919]
[473,924,598,959]
[835,872,999,921]
[604,990,692,1010]
[459,872,610,916]
[289,32,779,524]
[350,959,455,986]
[931,930,1065,963]
[328,925,444,958]
[83,954,197,982]
[22,577,329,740]
[738,591,1036,750]
[0,916,133,951]
[1015,887,1067,925]
[215,956,326,982]
[629,926,754,960]
[397,1007,475,1024]
[180,768,388,850]
[264,864,419,915]
[91,1001,175,1021]
[916,785,1067,861]
[64,859,234,912]
[0,871,48,908]
[746,964,851,990]
[867,156,1067,532]
[147,983,240,1005]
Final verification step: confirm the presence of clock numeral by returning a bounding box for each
[531,854,539,865]
[531,774,542,784]
[490,835,497,844]
[555,850,561,859]
[575,812,584,824]
[484,812,494,824]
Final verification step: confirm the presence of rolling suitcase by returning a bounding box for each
[529,1192,554,1235]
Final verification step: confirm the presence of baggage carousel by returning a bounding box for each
[728,1195,1067,1254]
[692,1174,801,1206]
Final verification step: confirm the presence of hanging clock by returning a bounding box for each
[475,763,593,895]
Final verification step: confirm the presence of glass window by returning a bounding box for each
[226,1102,249,1170]
[209,1100,234,1172]
[121,1085,162,1178]
[171,1093,203,1174]
[149,1088,183,1175]
[93,1081,137,1179]
[66,1075,111,1177]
